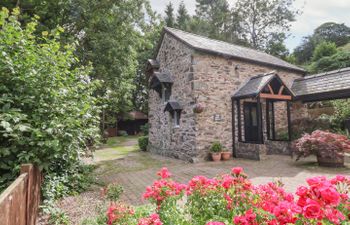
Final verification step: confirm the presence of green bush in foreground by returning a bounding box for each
[0,6,100,202]
[138,136,148,151]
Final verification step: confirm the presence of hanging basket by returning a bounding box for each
[193,103,205,113]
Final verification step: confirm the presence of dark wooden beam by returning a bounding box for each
[287,101,292,141]
[271,101,276,140]
[266,100,270,140]
[231,98,236,157]
[257,97,263,143]
[236,100,242,142]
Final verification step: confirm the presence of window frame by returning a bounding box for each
[173,110,180,128]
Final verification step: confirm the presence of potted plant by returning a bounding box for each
[221,148,232,160]
[210,141,222,162]
[293,130,350,167]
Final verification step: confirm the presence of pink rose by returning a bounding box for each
[303,199,322,219]
[231,167,243,175]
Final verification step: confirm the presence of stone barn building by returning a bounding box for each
[146,27,350,162]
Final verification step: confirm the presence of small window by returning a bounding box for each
[161,84,171,103]
[174,111,180,127]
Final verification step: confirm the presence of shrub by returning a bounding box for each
[118,130,128,137]
[293,130,350,161]
[140,123,149,135]
[105,183,124,202]
[0,8,100,194]
[138,136,148,151]
[105,167,350,225]
[210,142,222,153]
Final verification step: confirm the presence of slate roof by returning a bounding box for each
[163,27,305,74]
[164,101,183,112]
[147,59,160,69]
[150,71,174,89]
[233,73,276,99]
[291,67,350,101]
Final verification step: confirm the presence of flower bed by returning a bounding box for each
[106,167,350,225]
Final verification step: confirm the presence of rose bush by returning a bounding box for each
[105,167,350,225]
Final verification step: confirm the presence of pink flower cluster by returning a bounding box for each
[143,167,187,207]
[296,175,350,224]
[107,167,350,225]
[106,202,134,225]
[138,213,162,225]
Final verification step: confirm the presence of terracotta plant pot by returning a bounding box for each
[221,151,231,160]
[211,152,221,162]
[317,155,344,168]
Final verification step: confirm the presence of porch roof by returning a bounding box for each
[232,73,294,100]
[292,67,350,102]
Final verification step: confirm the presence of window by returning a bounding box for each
[161,84,171,103]
[174,111,180,127]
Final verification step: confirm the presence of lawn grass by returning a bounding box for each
[94,136,139,161]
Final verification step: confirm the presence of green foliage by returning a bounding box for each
[265,33,290,59]
[294,22,350,64]
[140,123,149,135]
[308,51,350,73]
[106,183,124,202]
[164,2,175,27]
[210,142,222,153]
[165,0,298,57]
[0,7,100,196]
[0,0,159,124]
[294,36,317,64]
[118,130,128,137]
[85,203,155,225]
[234,0,299,50]
[47,208,70,225]
[314,22,350,47]
[176,1,191,31]
[138,136,149,151]
[311,41,338,61]
[324,99,350,131]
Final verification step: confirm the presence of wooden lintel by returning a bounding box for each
[260,93,292,100]
[268,84,274,94]
[278,85,285,95]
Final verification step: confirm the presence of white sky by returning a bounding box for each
[150,0,350,51]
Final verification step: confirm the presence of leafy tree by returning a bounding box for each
[0,0,156,130]
[311,41,338,62]
[294,22,350,64]
[0,8,100,193]
[309,51,350,73]
[314,22,350,47]
[265,33,290,59]
[132,19,164,113]
[294,36,317,64]
[176,1,191,31]
[164,2,175,27]
[233,0,299,50]
[192,0,237,42]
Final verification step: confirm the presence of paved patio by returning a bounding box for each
[56,150,350,224]
[97,151,350,205]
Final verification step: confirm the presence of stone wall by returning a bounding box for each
[148,33,197,161]
[192,53,306,160]
[149,33,308,162]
